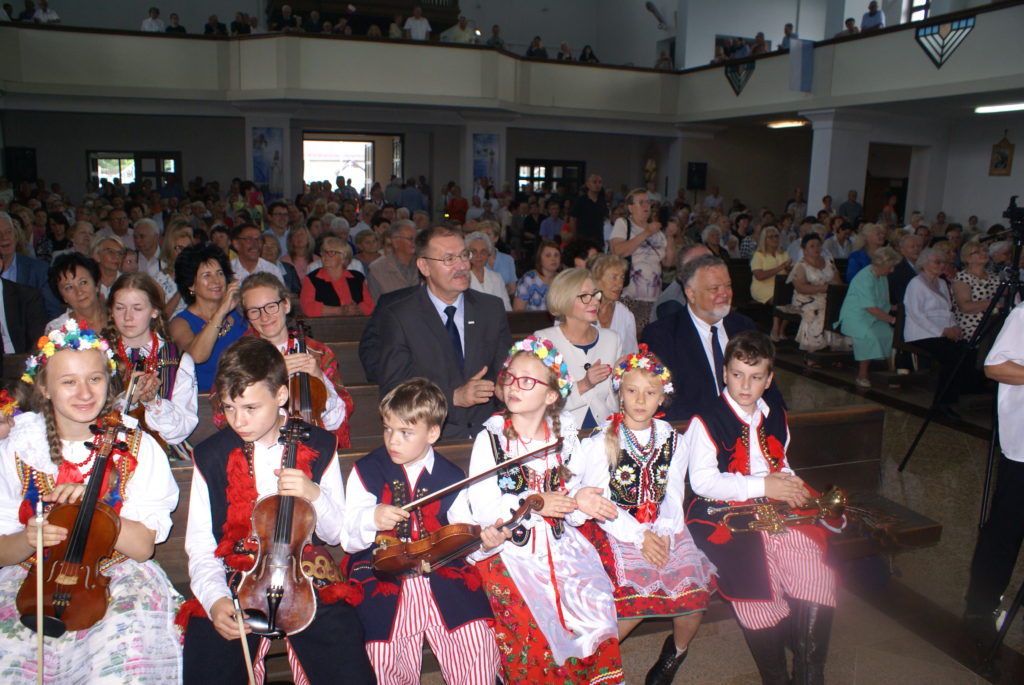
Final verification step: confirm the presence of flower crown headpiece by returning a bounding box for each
[612,343,674,395]
[0,389,21,417]
[503,335,573,399]
[21,319,117,385]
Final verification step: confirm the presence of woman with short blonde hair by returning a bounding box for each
[588,253,638,355]
[533,268,622,429]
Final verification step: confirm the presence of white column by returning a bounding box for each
[801,109,871,214]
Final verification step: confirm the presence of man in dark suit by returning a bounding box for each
[888,233,921,306]
[358,285,418,384]
[0,212,62,320]
[0,277,46,353]
[641,254,784,422]
[377,226,512,440]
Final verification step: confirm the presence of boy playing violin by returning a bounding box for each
[685,330,841,685]
[343,378,503,684]
[180,336,374,684]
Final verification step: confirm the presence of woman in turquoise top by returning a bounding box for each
[836,246,900,388]
[513,239,562,312]
[168,244,247,392]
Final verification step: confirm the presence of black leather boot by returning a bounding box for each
[790,600,834,685]
[741,624,790,685]
[644,634,689,685]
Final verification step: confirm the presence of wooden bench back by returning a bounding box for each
[158,404,886,593]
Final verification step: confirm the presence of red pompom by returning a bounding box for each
[174,598,208,630]
[18,499,33,526]
[708,521,733,545]
[318,580,365,606]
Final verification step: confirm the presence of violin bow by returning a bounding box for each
[232,593,256,685]
[401,439,564,512]
[34,501,43,685]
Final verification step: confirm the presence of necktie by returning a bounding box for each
[444,305,464,372]
[710,325,725,393]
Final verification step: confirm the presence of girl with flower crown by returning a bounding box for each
[578,344,717,685]
[464,335,625,684]
[0,320,182,682]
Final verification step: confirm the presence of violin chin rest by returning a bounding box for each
[19,613,67,638]
[242,609,284,639]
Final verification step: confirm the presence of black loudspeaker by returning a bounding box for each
[4,147,37,184]
[686,162,707,191]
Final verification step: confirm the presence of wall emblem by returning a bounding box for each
[725,62,755,96]
[915,16,974,69]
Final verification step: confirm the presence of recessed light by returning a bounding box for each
[766,120,807,129]
[975,102,1024,114]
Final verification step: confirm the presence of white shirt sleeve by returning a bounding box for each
[319,377,347,432]
[310,453,347,547]
[447,489,503,562]
[684,417,766,502]
[341,462,384,554]
[653,430,687,538]
[142,353,199,445]
[579,431,645,545]
[119,433,179,543]
[184,467,231,615]
[466,431,542,530]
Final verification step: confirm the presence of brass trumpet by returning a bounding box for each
[706,487,847,535]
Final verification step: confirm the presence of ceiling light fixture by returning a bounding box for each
[975,102,1024,114]
[766,120,807,129]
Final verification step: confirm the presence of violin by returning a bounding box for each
[288,316,328,427]
[371,439,563,574]
[374,495,544,575]
[122,358,172,456]
[16,412,133,637]
[235,418,317,638]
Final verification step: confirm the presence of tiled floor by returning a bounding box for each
[423,370,1024,683]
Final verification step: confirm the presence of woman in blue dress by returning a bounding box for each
[836,246,900,388]
[513,239,561,312]
[168,244,247,393]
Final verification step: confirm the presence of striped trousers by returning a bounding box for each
[731,529,837,630]
[365,575,501,685]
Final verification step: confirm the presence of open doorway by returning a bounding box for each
[864,143,911,224]
[303,133,402,197]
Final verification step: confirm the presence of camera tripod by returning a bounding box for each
[896,196,1024,672]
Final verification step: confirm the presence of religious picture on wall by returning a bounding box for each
[472,133,499,184]
[253,126,285,199]
[989,133,1014,177]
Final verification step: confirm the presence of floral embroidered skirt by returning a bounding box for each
[477,554,624,685]
[0,559,183,684]
[581,521,715,620]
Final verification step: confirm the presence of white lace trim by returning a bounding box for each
[2,412,55,474]
[483,410,581,464]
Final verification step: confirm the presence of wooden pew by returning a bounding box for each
[157,404,941,597]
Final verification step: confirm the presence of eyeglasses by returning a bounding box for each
[421,250,472,267]
[101,247,126,257]
[244,298,285,320]
[576,290,603,304]
[497,371,550,391]
[322,249,345,257]
[467,248,490,259]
